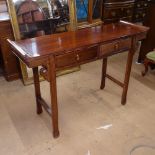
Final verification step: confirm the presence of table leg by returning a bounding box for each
[121,38,136,105]
[32,67,43,114]
[49,56,60,138]
[100,58,107,89]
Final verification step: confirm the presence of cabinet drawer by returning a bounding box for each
[99,38,132,57]
[103,6,133,20]
[133,9,147,21]
[136,1,148,8]
[104,8,121,19]
[122,7,133,17]
[76,45,98,64]
[55,51,77,69]
[55,45,98,69]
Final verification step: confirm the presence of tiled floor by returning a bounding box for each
[0,52,155,155]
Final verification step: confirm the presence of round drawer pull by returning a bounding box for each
[115,43,119,50]
[76,54,80,61]
[142,13,146,17]
[127,10,130,14]
[111,11,116,17]
[144,3,148,7]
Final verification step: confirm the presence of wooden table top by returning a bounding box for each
[8,21,149,67]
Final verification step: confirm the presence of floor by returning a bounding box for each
[0,52,155,155]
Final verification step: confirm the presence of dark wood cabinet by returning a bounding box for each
[132,0,150,23]
[0,12,20,81]
[0,37,3,75]
[138,1,155,62]
[102,0,135,24]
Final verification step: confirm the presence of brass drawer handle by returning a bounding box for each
[75,48,83,52]
[111,11,116,17]
[115,43,119,50]
[127,10,130,14]
[87,45,97,49]
[76,54,80,61]
[5,60,8,64]
[142,13,146,17]
[144,3,148,7]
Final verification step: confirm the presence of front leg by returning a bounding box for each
[121,37,136,105]
[100,58,107,89]
[32,67,43,114]
[48,56,60,138]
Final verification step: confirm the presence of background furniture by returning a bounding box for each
[0,47,3,76]
[102,0,135,24]
[102,0,151,24]
[0,0,7,76]
[0,1,20,81]
[142,50,155,76]
[132,0,150,23]
[138,0,155,62]
[75,0,103,24]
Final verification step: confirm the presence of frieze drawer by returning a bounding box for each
[99,38,132,57]
[55,51,77,69]
[75,45,98,64]
[55,45,98,69]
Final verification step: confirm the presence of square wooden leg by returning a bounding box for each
[49,56,60,138]
[32,67,43,114]
[121,38,136,105]
[100,58,107,90]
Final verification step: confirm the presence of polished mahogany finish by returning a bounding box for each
[8,21,149,138]
[9,21,148,67]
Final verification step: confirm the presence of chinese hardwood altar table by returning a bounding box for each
[8,21,149,138]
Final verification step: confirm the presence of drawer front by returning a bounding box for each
[76,45,98,64]
[103,6,134,20]
[136,1,149,8]
[99,38,132,57]
[55,45,98,69]
[55,51,77,69]
[122,7,133,17]
[104,8,121,19]
[143,1,149,8]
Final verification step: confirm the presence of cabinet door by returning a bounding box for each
[75,0,103,25]
[0,20,20,81]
